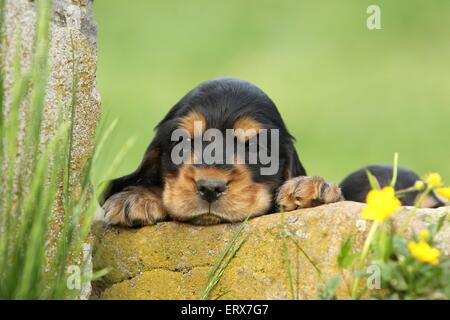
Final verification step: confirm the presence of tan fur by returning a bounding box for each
[162,164,272,225]
[419,194,440,208]
[103,186,167,227]
[233,116,262,141]
[178,111,207,138]
[277,176,342,211]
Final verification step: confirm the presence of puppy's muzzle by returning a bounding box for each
[196,178,227,203]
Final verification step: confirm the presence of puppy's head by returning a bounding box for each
[108,78,306,225]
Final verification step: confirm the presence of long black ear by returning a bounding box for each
[100,114,183,205]
[290,147,307,177]
[283,143,307,180]
[99,140,162,205]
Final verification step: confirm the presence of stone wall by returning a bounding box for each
[93,202,449,299]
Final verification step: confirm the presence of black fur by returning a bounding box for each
[102,78,306,210]
[340,165,445,207]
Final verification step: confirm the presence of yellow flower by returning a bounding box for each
[414,180,425,191]
[362,187,401,223]
[418,229,430,242]
[436,187,450,200]
[408,240,441,265]
[425,173,443,189]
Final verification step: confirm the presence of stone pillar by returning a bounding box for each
[1,0,100,298]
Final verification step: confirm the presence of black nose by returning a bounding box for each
[197,179,227,203]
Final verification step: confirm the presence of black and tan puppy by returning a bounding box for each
[340,165,446,208]
[102,78,342,227]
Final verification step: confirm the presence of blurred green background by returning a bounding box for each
[92,0,450,186]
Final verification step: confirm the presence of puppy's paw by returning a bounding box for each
[276,176,343,211]
[102,186,167,227]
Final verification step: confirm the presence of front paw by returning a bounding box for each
[102,186,167,227]
[276,176,343,211]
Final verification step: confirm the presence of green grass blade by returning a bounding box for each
[280,211,296,300]
[390,152,399,187]
[0,0,5,172]
[206,213,250,283]
[92,118,118,165]
[366,169,381,190]
[288,234,323,276]
[0,0,111,300]
[202,238,245,300]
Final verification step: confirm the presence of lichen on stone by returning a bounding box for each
[93,202,449,300]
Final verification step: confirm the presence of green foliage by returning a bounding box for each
[318,276,341,300]
[372,234,450,300]
[0,0,109,299]
[390,152,399,187]
[321,220,450,300]
[337,237,356,269]
[365,169,381,190]
[320,155,450,300]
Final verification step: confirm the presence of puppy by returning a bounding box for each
[340,165,446,208]
[101,78,342,227]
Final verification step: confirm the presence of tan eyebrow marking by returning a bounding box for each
[233,116,262,141]
[179,111,207,138]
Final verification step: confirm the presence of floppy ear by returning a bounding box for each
[100,115,185,204]
[283,144,307,180]
[100,139,163,205]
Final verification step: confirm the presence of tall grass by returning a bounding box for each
[0,0,108,299]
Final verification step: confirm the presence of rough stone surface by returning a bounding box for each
[93,202,449,300]
[2,0,100,298]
